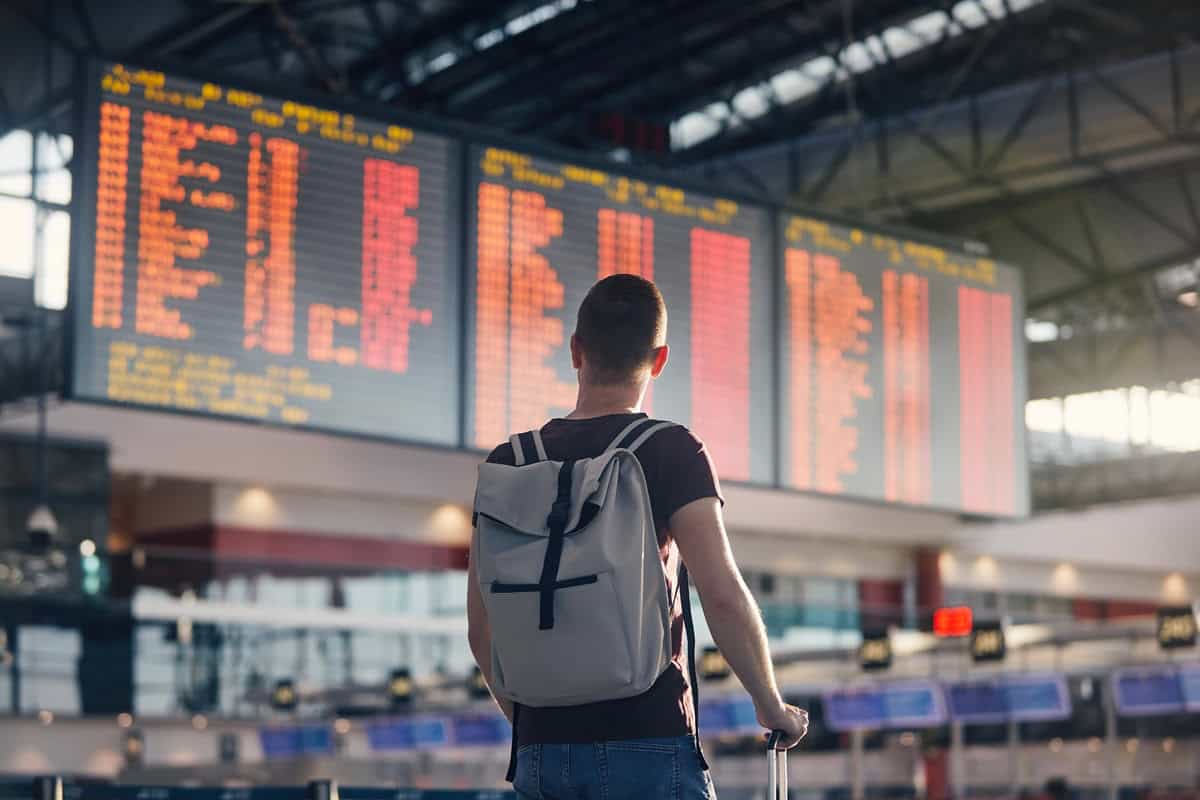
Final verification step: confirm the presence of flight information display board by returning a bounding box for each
[70,63,461,444]
[779,213,1029,516]
[465,146,774,482]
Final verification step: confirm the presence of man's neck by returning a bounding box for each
[567,381,646,419]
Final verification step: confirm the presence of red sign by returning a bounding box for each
[933,606,974,638]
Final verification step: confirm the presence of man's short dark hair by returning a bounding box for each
[574,274,666,384]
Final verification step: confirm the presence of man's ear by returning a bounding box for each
[570,334,583,370]
[649,345,669,378]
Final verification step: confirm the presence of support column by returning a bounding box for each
[858,578,905,631]
[923,747,949,800]
[850,730,866,800]
[1104,677,1119,800]
[6,625,18,715]
[950,720,966,800]
[915,547,944,628]
[78,613,135,714]
[1008,717,1023,797]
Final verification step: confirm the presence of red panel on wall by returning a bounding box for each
[133,523,469,576]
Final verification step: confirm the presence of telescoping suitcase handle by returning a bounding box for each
[767,730,788,800]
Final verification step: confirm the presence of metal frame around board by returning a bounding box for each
[63,53,1032,520]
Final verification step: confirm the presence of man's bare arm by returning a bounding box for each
[670,497,808,747]
[466,549,515,723]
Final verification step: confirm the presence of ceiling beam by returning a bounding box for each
[1,0,84,54]
[455,0,797,121]
[69,0,102,53]
[121,3,263,59]
[529,0,944,137]
[669,16,1026,162]
[666,0,1187,164]
[414,0,651,109]
[1028,245,1200,312]
[343,2,492,99]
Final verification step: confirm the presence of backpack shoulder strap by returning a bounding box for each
[604,418,678,454]
[625,421,676,454]
[508,430,548,466]
[679,563,709,771]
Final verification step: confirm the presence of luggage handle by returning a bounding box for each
[767,730,788,800]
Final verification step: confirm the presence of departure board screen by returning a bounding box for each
[466,146,774,482]
[71,63,460,444]
[780,214,1029,516]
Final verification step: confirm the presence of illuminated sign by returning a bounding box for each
[469,666,491,699]
[366,716,451,751]
[779,212,1029,516]
[701,646,732,681]
[933,606,974,638]
[698,696,761,737]
[970,620,1006,662]
[947,675,1071,722]
[73,63,461,444]
[859,630,893,671]
[388,667,414,706]
[1157,606,1198,650]
[71,62,1031,520]
[1113,666,1199,716]
[270,678,297,711]
[449,713,510,747]
[259,723,333,758]
[823,681,946,731]
[466,145,775,483]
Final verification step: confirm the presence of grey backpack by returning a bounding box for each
[473,417,680,708]
[475,417,710,780]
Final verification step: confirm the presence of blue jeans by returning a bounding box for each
[512,735,716,799]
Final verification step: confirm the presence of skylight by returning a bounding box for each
[418,0,590,81]
[671,0,1046,150]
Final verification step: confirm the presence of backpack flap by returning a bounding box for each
[473,454,620,539]
[474,460,563,538]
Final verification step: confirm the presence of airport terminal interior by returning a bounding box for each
[0,0,1198,798]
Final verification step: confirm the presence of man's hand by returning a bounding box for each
[757,701,809,750]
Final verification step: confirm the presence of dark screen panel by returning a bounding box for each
[779,213,1030,516]
[70,64,1031,517]
[71,63,460,444]
[465,146,774,483]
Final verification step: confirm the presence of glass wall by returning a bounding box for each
[0,128,72,309]
[1027,380,1200,465]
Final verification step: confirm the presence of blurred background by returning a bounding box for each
[0,1,1199,798]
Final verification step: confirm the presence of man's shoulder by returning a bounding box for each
[641,419,707,456]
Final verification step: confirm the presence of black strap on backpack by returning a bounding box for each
[679,563,710,771]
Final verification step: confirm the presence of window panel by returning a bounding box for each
[0,196,35,277]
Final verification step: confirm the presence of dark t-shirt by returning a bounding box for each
[483,412,722,744]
